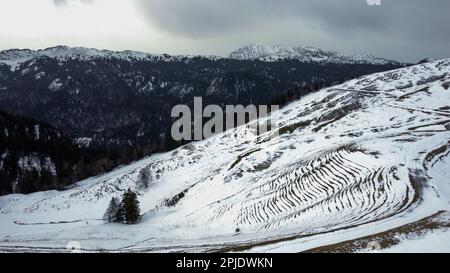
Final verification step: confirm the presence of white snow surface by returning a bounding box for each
[0,59,449,252]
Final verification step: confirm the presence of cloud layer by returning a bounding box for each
[135,0,450,61]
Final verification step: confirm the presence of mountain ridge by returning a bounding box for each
[0,44,405,71]
[0,45,223,71]
[229,43,405,65]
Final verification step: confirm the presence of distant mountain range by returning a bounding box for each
[0,44,403,70]
[0,45,222,71]
[229,44,404,65]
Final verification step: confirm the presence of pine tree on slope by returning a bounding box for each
[103,197,120,223]
[118,188,141,224]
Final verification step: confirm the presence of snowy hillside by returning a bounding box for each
[229,43,403,65]
[0,59,449,252]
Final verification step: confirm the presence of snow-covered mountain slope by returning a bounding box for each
[0,60,449,252]
[229,43,404,65]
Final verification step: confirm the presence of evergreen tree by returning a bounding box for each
[118,189,141,224]
[103,197,120,223]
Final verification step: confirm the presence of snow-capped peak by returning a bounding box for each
[229,43,403,65]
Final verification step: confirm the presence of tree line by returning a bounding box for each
[0,110,168,195]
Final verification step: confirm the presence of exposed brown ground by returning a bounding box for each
[305,210,450,253]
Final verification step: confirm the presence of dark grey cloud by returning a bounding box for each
[136,0,450,62]
[136,0,385,37]
[136,0,269,38]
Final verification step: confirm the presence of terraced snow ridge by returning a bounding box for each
[209,148,413,233]
[0,59,449,252]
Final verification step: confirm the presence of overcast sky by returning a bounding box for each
[0,0,449,62]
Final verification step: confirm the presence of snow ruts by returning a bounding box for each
[211,148,414,232]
